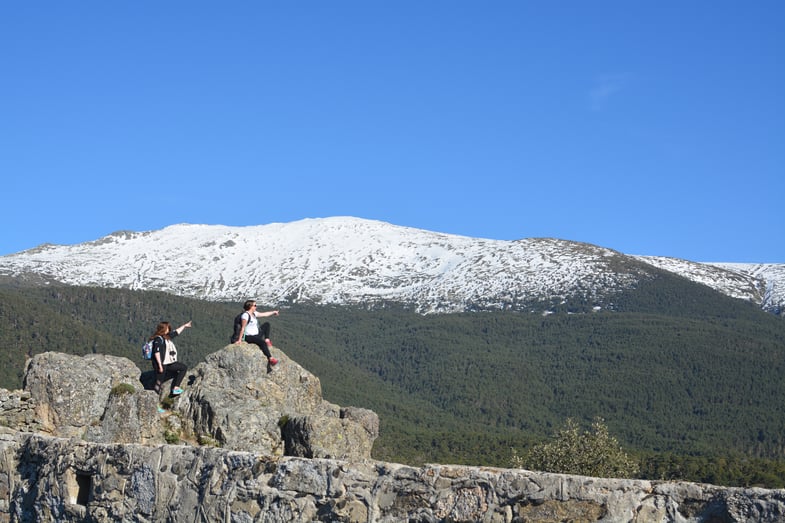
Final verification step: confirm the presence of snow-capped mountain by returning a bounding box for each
[0,217,782,314]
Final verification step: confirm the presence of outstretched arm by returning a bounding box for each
[175,320,192,334]
[254,310,279,318]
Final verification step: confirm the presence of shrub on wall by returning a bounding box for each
[514,418,639,478]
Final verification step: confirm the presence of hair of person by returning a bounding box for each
[243,300,256,311]
[151,321,171,340]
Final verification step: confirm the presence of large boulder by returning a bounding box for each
[21,352,162,444]
[175,343,378,460]
[282,406,379,461]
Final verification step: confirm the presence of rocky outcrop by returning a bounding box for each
[177,343,379,460]
[9,344,378,460]
[1,348,784,522]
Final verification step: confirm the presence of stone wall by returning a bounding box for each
[0,432,784,522]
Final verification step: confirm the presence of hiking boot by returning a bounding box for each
[172,387,184,396]
[268,357,278,366]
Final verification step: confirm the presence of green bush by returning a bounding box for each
[515,418,638,478]
[110,383,136,396]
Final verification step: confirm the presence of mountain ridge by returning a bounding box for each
[0,217,782,314]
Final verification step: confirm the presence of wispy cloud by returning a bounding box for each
[589,73,631,111]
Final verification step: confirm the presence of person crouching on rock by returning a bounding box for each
[232,300,279,367]
[151,320,191,396]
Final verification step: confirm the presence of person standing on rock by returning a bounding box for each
[231,300,279,367]
[150,320,191,396]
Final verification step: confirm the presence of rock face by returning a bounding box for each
[0,433,784,522]
[1,349,784,522]
[178,343,379,460]
[22,352,161,444]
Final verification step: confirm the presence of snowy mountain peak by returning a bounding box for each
[1,217,783,314]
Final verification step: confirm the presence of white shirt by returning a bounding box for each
[244,312,259,336]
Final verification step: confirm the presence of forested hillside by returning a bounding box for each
[1,280,784,487]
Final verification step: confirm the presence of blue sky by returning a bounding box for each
[1,2,783,262]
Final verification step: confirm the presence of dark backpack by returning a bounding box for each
[230,312,251,343]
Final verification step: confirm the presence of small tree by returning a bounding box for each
[513,417,638,478]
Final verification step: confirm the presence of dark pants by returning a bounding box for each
[245,321,272,358]
[154,362,187,393]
